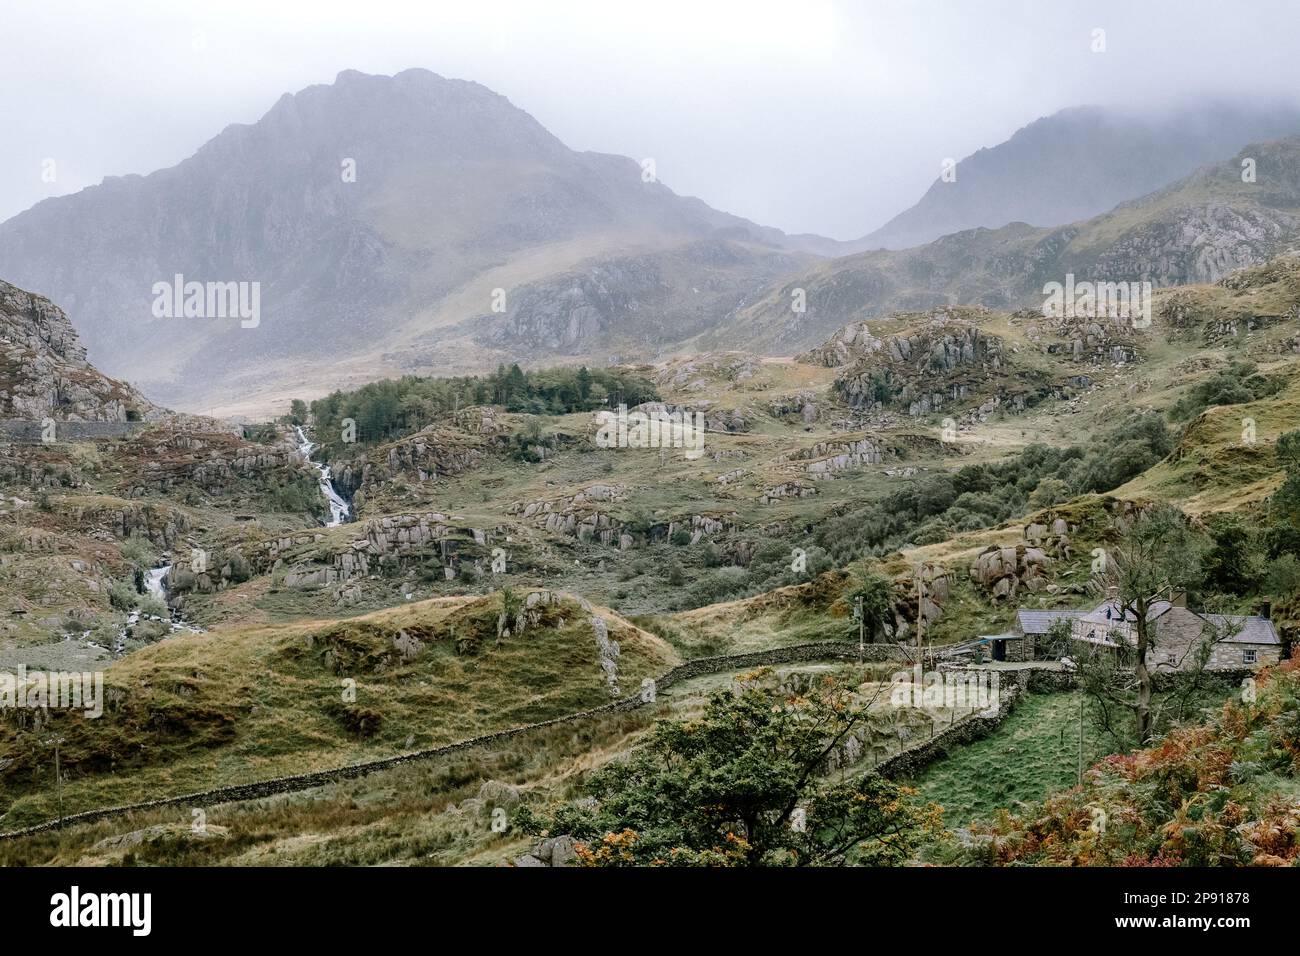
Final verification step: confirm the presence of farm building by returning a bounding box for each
[1015,591,1281,671]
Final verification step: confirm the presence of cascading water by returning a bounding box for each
[144,563,201,633]
[294,425,352,527]
[91,562,201,655]
[144,565,170,602]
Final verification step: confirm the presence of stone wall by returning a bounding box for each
[0,639,916,840]
[873,669,1031,779]
[0,420,145,443]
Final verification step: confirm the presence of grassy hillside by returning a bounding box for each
[0,591,676,828]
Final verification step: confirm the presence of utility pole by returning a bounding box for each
[855,595,864,661]
[916,567,925,669]
[1078,692,1084,786]
[44,734,66,828]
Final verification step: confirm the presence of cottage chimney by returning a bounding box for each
[1105,585,1119,603]
[1258,600,1272,620]
[1169,588,1187,608]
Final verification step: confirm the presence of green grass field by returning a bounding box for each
[913,691,1108,828]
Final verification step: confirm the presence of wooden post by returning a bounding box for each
[1077,692,1084,786]
[55,738,62,827]
[856,595,864,661]
[916,567,924,669]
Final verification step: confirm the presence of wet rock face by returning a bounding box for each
[0,279,155,422]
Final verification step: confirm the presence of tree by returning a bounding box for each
[1268,430,1300,548]
[1042,617,1074,660]
[846,567,894,643]
[1201,514,1253,595]
[1029,477,1068,509]
[1076,505,1232,746]
[516,671,938,866]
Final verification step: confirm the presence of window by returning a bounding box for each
[1243,648,1258,665]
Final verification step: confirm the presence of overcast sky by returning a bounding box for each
[3,0,1299,239]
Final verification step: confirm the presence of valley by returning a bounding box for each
[3,53,1300,876]
[3,241,1300,865]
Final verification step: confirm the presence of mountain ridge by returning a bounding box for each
[857,102,1300,250]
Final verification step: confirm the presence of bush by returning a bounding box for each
[686,567,750,606]
[1169,361,1285,421]
[108,580,140,611]
[1265,553,1300,598]
[119,535,157,571]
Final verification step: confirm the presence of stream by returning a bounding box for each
[294,426,352,527]
[89,427,348,657]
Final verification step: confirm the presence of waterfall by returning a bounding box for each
[96,562,202,654]
[294,425,352,527]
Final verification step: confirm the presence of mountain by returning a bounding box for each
[0,69,835,412]
[700,136,1300,355]
[0,279,154,422]
[858,104,1300,251]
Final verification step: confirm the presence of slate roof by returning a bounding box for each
[1080,600,1172,625]
[1017,606,1280,645]
[1016,609,1087,634]
[1203,614,1281,645]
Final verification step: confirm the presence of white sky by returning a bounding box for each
[2,0,1299,238]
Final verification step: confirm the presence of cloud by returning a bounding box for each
[1,0,1298,238]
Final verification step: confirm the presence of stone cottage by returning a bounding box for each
[1018,591,1281,671]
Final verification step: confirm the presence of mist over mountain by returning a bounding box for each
[0,69,834,410]
[5,70,1300,415]
[706,135,1300,353]
[8,1,1300,884]
[858,103,1300,250]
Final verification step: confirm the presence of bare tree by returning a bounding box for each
[1076,505,1234,747]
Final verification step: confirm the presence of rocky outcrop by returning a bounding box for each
[116,428,308,498]
[760,482,817,505]
[591,614,620,698]
[651,352,763,391]
[510,484,627,519]
[787,435,889,480]
[66,501,191,548]
[765,389,819,424]
[1024,516,1074,562]
[266,512,489,592]
[1022,309,1141,366]
[1092,203,1298,288]
[969,544,1054,600]
[338,426,489,502]
[828,320,1037,418]
[630,401,749,434]
[799,322,886,367]
[0,279,155,422]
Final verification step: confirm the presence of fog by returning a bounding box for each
[2,0,1298,238]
